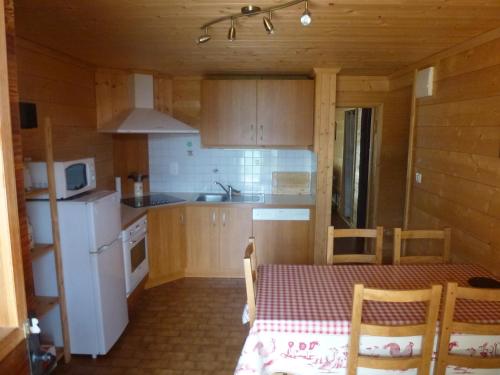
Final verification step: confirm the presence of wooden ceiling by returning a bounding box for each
[13,0,500,76]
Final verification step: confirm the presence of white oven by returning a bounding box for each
[122,215,148,296]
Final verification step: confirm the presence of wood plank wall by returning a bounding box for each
[1,0,29,372]
[336,76,412,258]
[171,77,201,129]
[96,68,201,196]
[5,0,32,316]
[17,38,114,190]
[392,33,500,276]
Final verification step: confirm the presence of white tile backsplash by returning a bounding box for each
[148,134,316,194]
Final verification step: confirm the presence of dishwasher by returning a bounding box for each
[252,208,313,265]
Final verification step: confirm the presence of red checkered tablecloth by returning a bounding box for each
[236,264,500,374]
[254,263,500,335]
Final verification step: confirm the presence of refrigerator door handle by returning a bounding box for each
[91,237,121,254]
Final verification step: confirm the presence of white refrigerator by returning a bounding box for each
[27,191,128,358]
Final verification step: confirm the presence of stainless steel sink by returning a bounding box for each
[195,193,228,202]
[195,193,264,203]
[230,195,264,203]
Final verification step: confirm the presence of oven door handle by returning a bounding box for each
[127,233,147,247]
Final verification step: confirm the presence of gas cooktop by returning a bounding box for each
[121,193,185,208]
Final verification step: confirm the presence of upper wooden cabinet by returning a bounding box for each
[200,79,314,148]
[201,80,257,146]
[256,80,314,147]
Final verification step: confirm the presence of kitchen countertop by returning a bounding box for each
[120,192,315,229]
[154,192,316,206]
[121,204,147,230]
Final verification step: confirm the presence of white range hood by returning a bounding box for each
[101,74,198,134]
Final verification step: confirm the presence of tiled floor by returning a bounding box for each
[54,278,248,375]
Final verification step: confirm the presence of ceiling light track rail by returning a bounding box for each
[200,0,305,29]
[197,0,311,43]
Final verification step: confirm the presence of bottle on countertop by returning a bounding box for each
[128,173,148,198]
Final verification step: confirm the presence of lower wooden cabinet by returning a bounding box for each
[185,206,219,276]
[253,209,315,265]
[186,205,252,277]
[146,205,186,288]
[219,206,253,275]
[146,204,314,286]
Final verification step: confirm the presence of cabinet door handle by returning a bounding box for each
[211,210,216,226]
[259,124,264,141]
[250,124,254,141]
[180,214,184,225]
[221,212,226,227]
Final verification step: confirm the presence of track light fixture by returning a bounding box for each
[197,27,211,44]
[300,0,312,26]
[197,0,312,44]
[228,18,236,41]
[263,11,274,34]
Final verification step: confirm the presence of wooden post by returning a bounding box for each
[0,0,28,349]
[402,69,419,231]
[44,118,71,363]
[401,70,419,256]
[313,68,340,264]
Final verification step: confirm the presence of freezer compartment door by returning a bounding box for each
[88,192,121,251]
[91,238,129,354]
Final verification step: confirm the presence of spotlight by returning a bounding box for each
[263,11,274,34]
[197,27,211,44]
[228,18,236,41]
[300,0,312,26]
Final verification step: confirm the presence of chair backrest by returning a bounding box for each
[243,237,257,327]
[435,282,500,374]
[393,228,451,265]
[347,283,442,375]
[326,226,383,265]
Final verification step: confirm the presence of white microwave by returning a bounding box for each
[27,158,96,199]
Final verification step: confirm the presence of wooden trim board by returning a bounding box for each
[313,68,339,264]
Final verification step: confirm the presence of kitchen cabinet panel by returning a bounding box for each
[185,206,220,275]
[253,207,315,265]
[147,204,313,282]
[200,79,314,148]
[219,206,252,276]
[147,206,186,287]
[186,205,252,277]
[257,80,314,147]
[201,80,257,147]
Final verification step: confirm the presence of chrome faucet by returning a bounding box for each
[215,181,240,199]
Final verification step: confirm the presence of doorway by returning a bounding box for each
[332,107,374,230]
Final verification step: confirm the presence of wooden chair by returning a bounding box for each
[327,226,383,265]
[243,237,257,327]
[347,283,442,375]
[435,282,500,374]
[393,228,451,265]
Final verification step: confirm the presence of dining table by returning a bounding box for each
[235,263,500,375]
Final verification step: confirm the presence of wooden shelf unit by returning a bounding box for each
[32,296,59,319]
[55,347,64,362]
[25,187,49,198]
[30,243,54,260]
[24,118,71,364]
